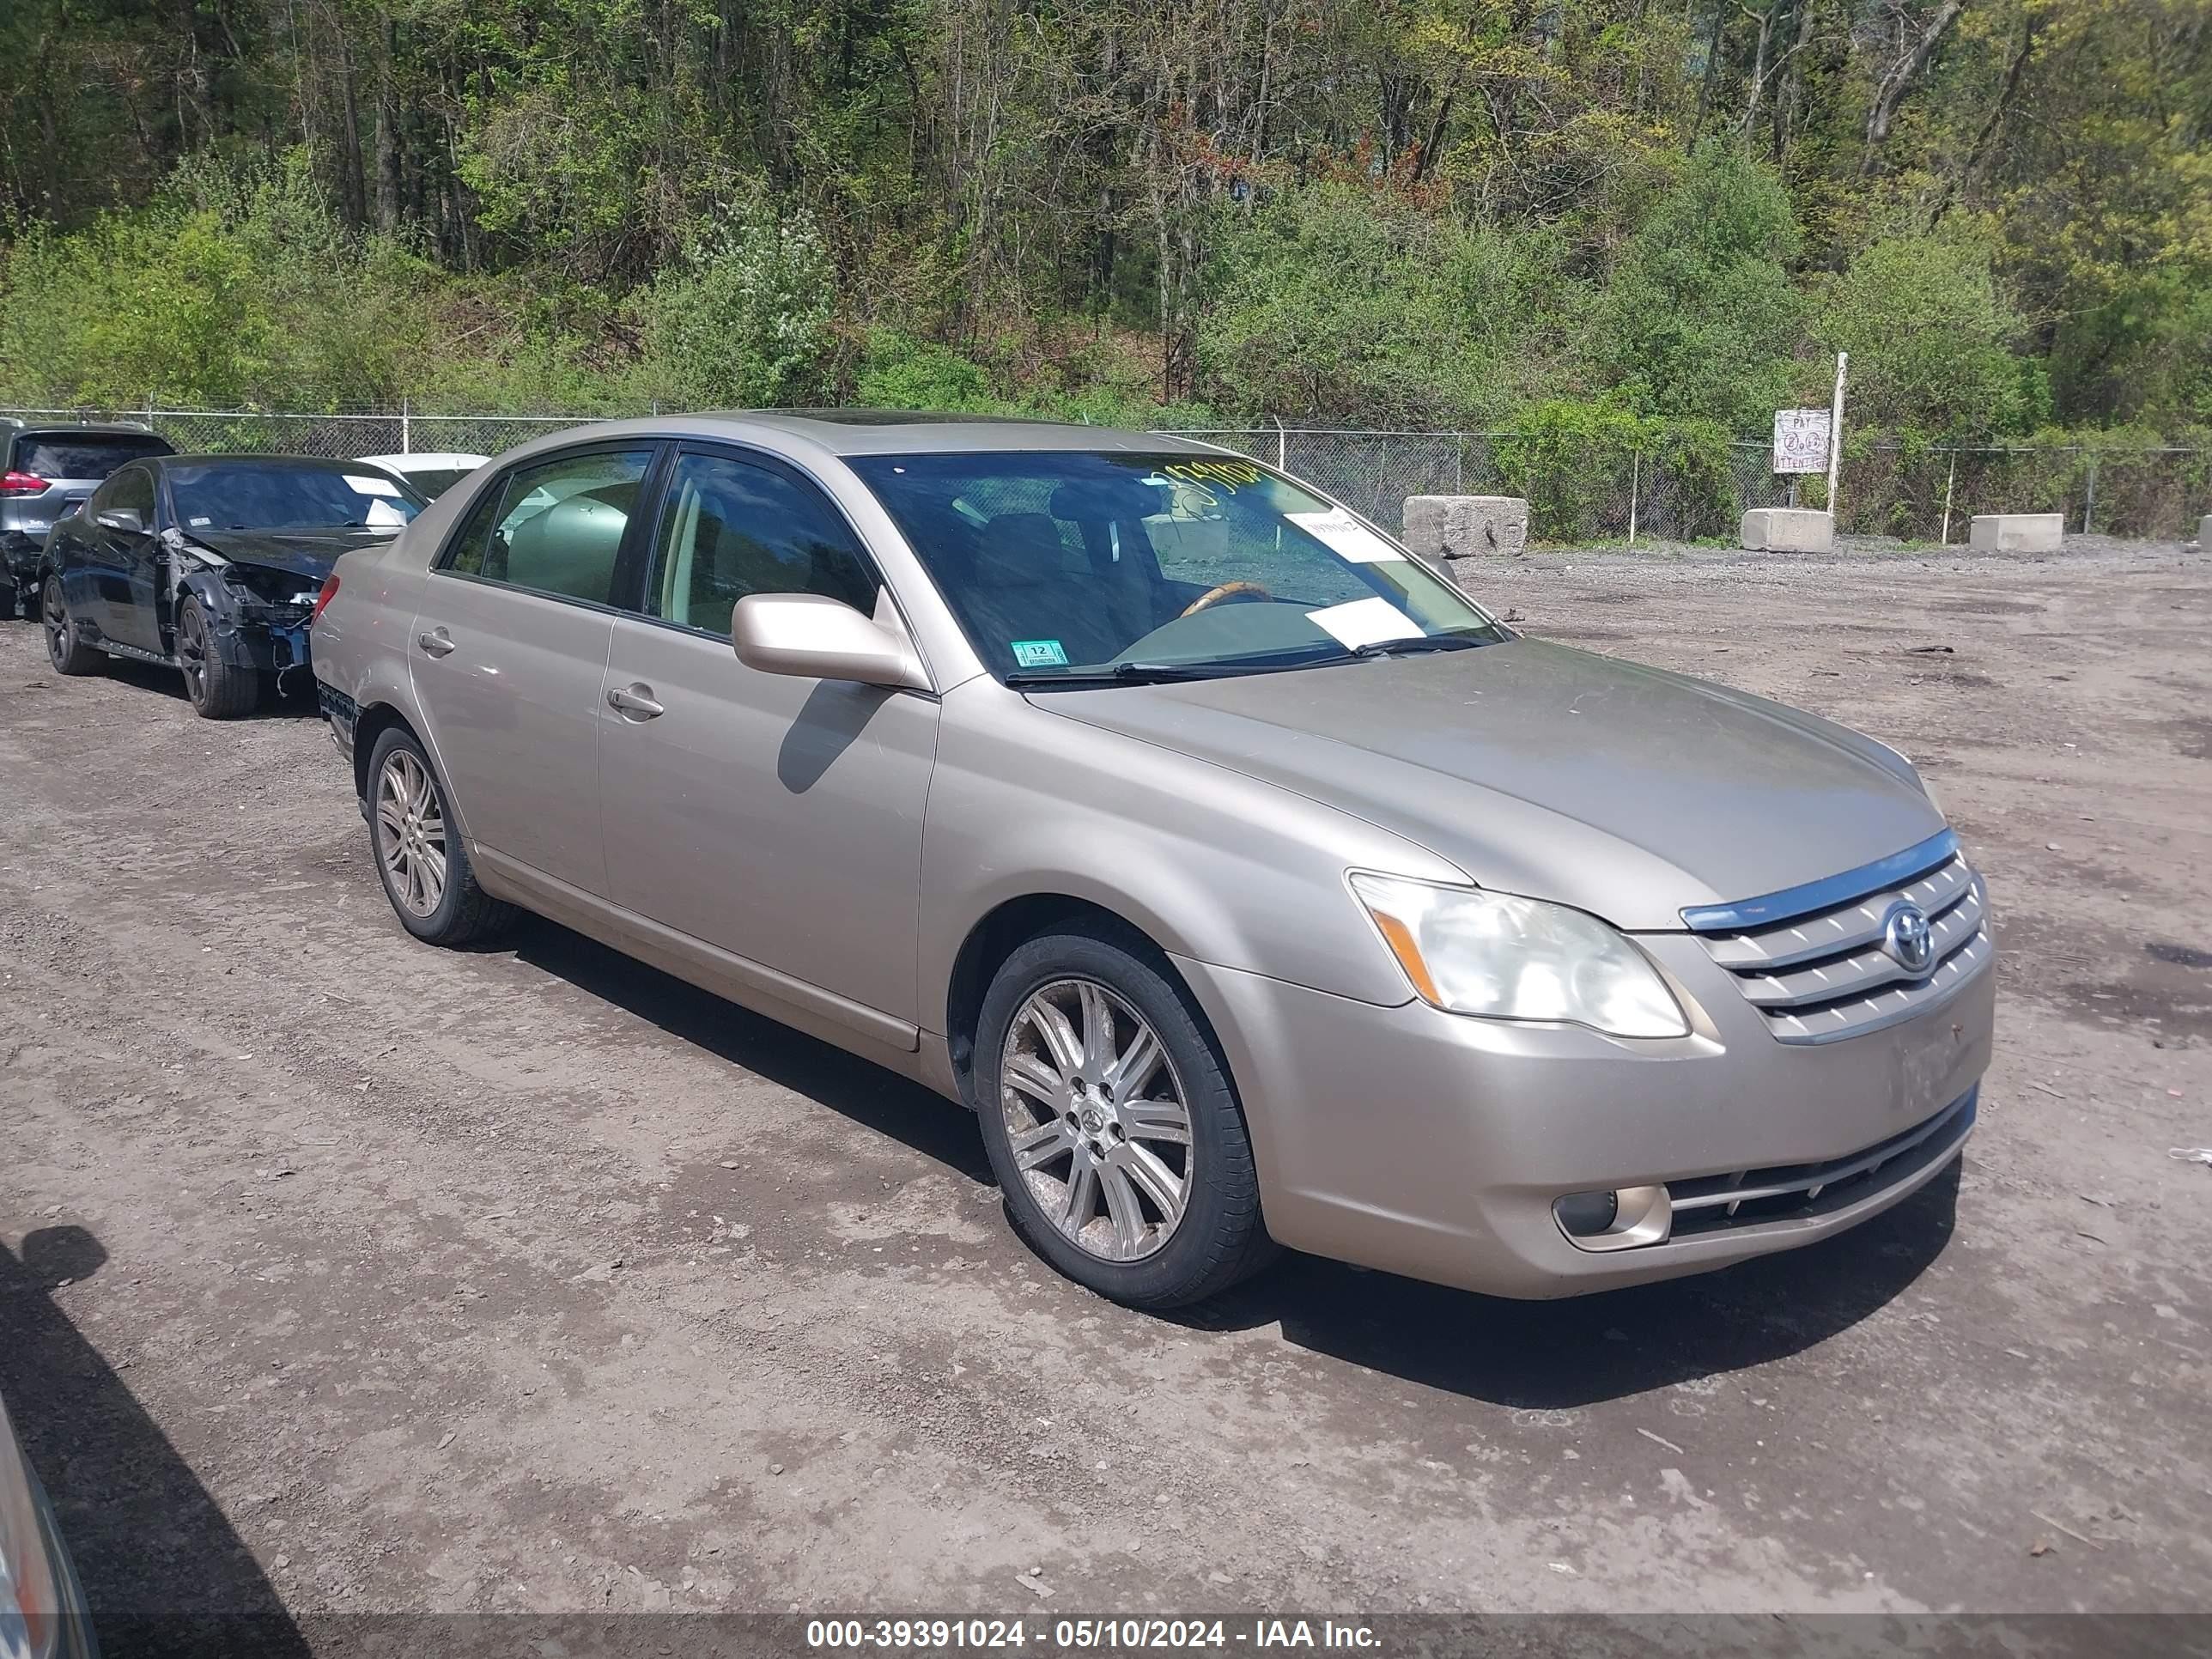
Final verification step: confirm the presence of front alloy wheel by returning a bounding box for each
[975,925,1275,1309]
[1000,978,1194,1262]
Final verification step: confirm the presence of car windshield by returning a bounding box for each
[16,433,173,479]
[848,451,1506,682]
[168,461,428,531]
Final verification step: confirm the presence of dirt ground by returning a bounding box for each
[3,537,2209,1652]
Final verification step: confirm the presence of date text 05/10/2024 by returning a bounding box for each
[803,1619,1381,1650]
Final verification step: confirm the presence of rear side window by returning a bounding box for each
[14,434,173,480]
[646,452,878,636]
[447,449,652,606]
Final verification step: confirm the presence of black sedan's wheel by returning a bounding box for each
[177,597,259,719]
[366,726,517,946]
[974,924,1277,1310]
[41,576,102,676]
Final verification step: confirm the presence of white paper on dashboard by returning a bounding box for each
[1287,507,1406,564]
[1306,596,1424,650]
[344,474,403,496]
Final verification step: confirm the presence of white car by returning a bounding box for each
[356,453,489,501]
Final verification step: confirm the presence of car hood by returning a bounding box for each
[180,527,403,580]
[1037,637,1946,931]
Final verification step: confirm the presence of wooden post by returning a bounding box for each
[1826,351,1848,522]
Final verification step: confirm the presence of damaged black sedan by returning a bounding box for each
[37,454,425,718]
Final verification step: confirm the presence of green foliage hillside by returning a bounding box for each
[2,0,2206,444]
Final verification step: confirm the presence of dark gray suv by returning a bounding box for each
[1,420,175,618]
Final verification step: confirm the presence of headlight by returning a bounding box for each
[0,1398,60,1659]
[1349,872,1689,1038]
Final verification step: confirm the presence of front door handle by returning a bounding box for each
[416,627,456,659]
[606,683,665,720]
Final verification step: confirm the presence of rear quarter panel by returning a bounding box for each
[313,528,436,785]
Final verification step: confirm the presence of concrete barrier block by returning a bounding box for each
[1968,513,2064,553]
[1402,495,1528,559]
[1740,507,1834,553]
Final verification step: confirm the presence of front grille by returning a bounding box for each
[1685,835,1990,1044]
[1667,1087,1976,1237]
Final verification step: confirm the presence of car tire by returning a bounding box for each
[177,596,259,719]
[365,726,518,947]
[40,576,102,676]
[973,924,1278,1309]
[0,581,15,622]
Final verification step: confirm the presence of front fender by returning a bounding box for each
[919,683,1458,1019]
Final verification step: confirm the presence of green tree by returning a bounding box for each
[631,204,836,409]
[1814,229,2035,437]
[1585,144,1804,433]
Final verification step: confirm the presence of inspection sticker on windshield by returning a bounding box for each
[1308,596,1424,651]
[343,474,403,496]
[1011,639,1069,668]
[1288,507,1404,564]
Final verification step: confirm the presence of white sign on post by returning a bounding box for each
[1772,409,1832,475]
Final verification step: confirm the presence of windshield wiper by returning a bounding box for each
[1006,661,1231,688]
[1340,635,1484,659]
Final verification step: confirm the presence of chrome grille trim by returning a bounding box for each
[1668,1088,1976,1237]
[1685,839,1991,1045]
[1703,856,1977,972]
[1680,827,1957,933]
[1736,880,1982,1006]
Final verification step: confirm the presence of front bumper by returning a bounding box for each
[1174,931,1993,1299]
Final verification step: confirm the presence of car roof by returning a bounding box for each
[356,453,489,470]
[538,410,1228,460]
[156,453,399,469]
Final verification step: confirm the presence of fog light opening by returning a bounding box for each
[1553,1190,1619,1237]
[1553,1184,1674,1253]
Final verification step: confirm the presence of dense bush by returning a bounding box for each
[1200,183,1546,428]
[1814,231,2043,440]
[1495,401,1737,543]
[1582,146,1804,435]
[629,203,835,410]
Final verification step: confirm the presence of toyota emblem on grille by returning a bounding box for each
[1883,902,1936,976]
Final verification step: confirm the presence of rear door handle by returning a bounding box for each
[606,683,665,720]
[416,627,456,659]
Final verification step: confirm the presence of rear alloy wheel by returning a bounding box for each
[975,927,1276,1309]
[177,597,259,719]
[365,726,516,946]
[41,576,101,676]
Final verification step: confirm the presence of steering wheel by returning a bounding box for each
[1179,580,1274,618]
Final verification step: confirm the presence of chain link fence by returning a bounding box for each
[1170,428,2208,544]
[7,406,2204,544]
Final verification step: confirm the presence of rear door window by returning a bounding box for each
[448,449,653,606]
[15,434,173,480]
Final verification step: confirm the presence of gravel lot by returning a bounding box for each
[3,538,2209,1651]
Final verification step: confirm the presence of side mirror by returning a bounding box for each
[95,507,144,535]
[731,592,929,690]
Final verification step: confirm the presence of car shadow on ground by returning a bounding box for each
[0,1227,311,1657]
[94,653,323,717]
[1181,1160,1962,1409]
[507,914,1958,1410]
[514,919,997,1185]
